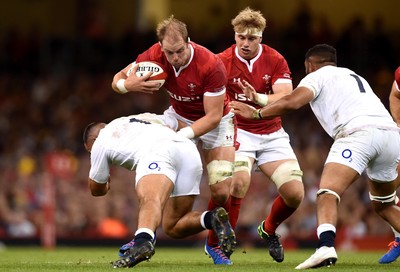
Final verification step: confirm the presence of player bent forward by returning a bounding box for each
[82,113,236,268]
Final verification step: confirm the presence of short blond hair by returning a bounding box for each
[231,7,266,36]
[156,15,189,43]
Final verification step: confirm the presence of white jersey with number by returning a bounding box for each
[297,65,398,139]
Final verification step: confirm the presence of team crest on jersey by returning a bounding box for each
[262,74,271,85]
[188,83,197,92]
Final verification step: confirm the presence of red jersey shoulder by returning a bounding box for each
[395,66,400,86]
[259,44,291,80]
[190,42,227,86]
[217,45,235,66]
[136,43,169,68]
[191,42,223,69]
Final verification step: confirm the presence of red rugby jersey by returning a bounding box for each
[218,44,291,134]
[136,42,229,121]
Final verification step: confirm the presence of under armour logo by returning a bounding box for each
[232,78,241,84]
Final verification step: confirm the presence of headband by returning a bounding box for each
[235,28,263,37]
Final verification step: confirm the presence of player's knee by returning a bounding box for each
[369,191,397,215]
[231,155,252,197]
[270,160,303,190]
[207,160,234,185]
[162,222,183,239]
[280,184,304,208]
[230,176,250,198]
[164,228,183,239]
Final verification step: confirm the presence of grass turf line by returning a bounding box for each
[0,246,398,272]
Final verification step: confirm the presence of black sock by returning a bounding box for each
[318,231,336,248]
[203,211,213,230]
[134,232,153,246]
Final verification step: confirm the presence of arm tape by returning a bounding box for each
[117,79,128,94]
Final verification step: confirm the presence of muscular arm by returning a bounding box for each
[389,81,400,127]
[230,86,314,119]
[259,86,314,118]
[88,178,110,197]
[269,83,293,103]
[239,80,292,106]
[190,93,225,136]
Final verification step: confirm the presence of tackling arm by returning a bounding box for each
[230,86,314,120]
[239,79,292,106]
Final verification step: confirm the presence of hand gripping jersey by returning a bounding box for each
[219,44,292,134]
[135,42,230,121]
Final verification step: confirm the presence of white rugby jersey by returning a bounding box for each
[297,65,398,139]
[89,114,182,183]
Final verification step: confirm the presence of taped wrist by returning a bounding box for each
[177,126,195,139]
[255,93,268,106]
[116,79,128,94]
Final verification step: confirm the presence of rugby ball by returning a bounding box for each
[136,61,168,87]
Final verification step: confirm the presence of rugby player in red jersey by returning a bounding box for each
[216,7,304,264]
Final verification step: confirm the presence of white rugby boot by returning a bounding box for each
[295,246,337,269]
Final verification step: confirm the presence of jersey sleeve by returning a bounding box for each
[136,43,163,62]
[89,143,110,184]
[203,56,227,94]
[271,55,292,85]
[297,71,321,99]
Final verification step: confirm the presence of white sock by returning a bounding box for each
[135,228,155,240]
[317,223,336,238]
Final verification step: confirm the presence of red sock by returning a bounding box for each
[263,195,296,235]
[207,197,231,246]
[229,196,242,230]
[396,196,400,207]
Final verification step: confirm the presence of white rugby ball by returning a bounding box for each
[136,61,168,87]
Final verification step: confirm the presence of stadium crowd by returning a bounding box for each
[0,5,399,250]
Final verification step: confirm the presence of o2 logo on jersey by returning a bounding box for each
[148,162,161,171]
[342,149,353,162]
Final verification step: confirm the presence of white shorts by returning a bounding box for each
[236,128,298,167]
[164,106,235,149]
[135,138,203,197]
[326,128,400,182]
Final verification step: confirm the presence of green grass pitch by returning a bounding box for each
[0,246,399,271]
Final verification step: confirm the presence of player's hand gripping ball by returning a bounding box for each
[136,61,168,87]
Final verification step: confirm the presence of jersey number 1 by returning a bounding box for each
[350,74,366,93]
